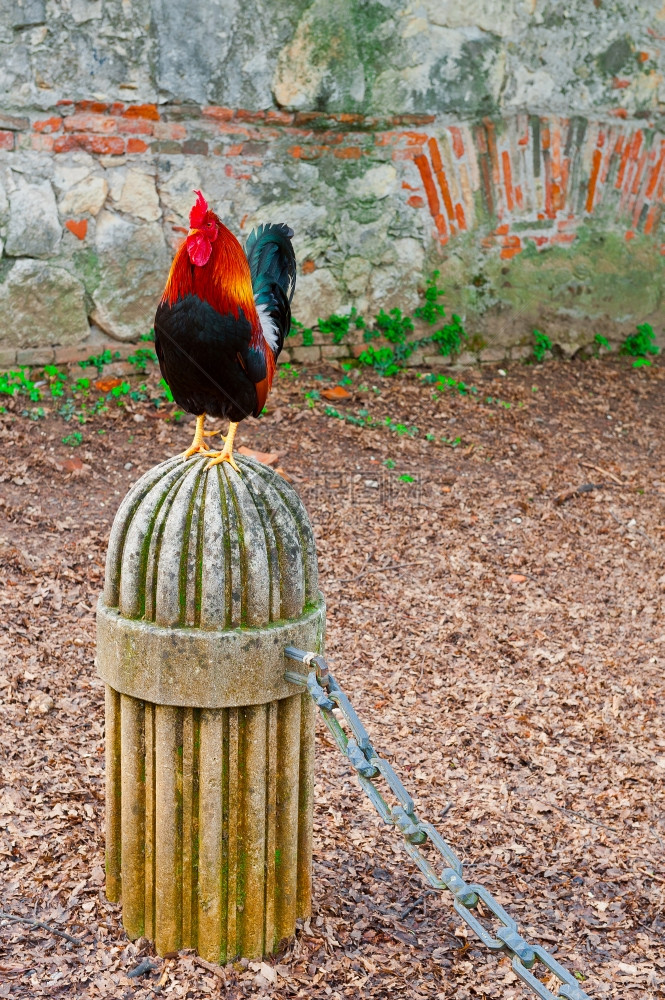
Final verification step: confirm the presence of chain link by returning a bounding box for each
[285,646,593,1000]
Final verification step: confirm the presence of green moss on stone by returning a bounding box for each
[598,36,634,77]
[72,248,102,295]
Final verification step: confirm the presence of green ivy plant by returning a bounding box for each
[620,322,660,366]
[532,329,552,363]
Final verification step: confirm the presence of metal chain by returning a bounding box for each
[285,646,593,1000]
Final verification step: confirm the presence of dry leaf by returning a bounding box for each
[27,693,54,715]
[321,386,352,400]
[94,377,123,393]
[237,446,280,465]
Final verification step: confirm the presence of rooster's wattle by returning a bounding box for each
[154,191,296,470]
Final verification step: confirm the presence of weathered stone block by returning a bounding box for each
[273,0,365,112]
[59,175,109,216]
[114,169,161,221]
[12,0,45,27]
[54,343,100,364]
[0,347,17,369]
[320,344,350,359]
[0,259,90,349]
[0,114,30,131]
[91,211,170,341]
[290,346,322,363]
[291,269,340,329]
[5,181,62,259]
[16,346,55,365]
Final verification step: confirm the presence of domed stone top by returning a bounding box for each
[104,453,319,629]
[96,454,325,708]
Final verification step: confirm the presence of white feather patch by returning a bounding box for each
[257,303,279,353]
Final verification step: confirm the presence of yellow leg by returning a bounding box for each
[204,421,240,473]
[182,414,219,460]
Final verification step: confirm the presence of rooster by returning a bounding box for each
[154,191,296,471]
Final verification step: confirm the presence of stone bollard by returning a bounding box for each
[96,454,325,962]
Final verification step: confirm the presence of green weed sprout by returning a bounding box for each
[620,322,659,364]
[532,329,552,363]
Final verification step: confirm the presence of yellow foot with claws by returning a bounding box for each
[204,449,240,473]
[182,414,221,460]
[182,440,214,459]
[203,421,240,473]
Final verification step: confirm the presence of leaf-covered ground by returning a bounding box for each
[0,358,663,999]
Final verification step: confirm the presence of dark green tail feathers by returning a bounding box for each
[245,223,296,358]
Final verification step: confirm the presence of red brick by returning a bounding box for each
[31,134,54,151]
[53,134,78,152]
[645,203,660,235]
[182,138,208,155]
[234,108,265,122]
[500,235,522,259]
[123,103,160,121]
[151,140,181,154]
[54,345,97,365]
[165,103,203,121]
[109,102,126,115]
[154,121,186,140]
[55,133,125,155]
[65,219,87,240]
[0,113,29,130]
[33,116,62,133]
[115,117,154,135]
[333,146,361,159]
[550,232,576,245]
[202,106,234,121]
[391,148,416,162]
[585,147,602,213]
[302,259,316,274]
[289,144,326,160]
[449,125,465,159]
[64,113,117,134]
[407,195,425,208]
[127,138,149,153]
[265,110,294,125]
[390,113,436,126]
[56,99,74,106]
[0,131,14,150]
[17,347,55,366]
[75,100,109,113]
[293,111,327,126]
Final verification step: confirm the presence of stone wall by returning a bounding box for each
[1,1,665,368]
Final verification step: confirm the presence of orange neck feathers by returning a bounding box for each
[162,225,261,338]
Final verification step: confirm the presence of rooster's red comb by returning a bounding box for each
[189,190,209,229]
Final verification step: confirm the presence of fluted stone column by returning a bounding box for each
[97,454,324,962]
